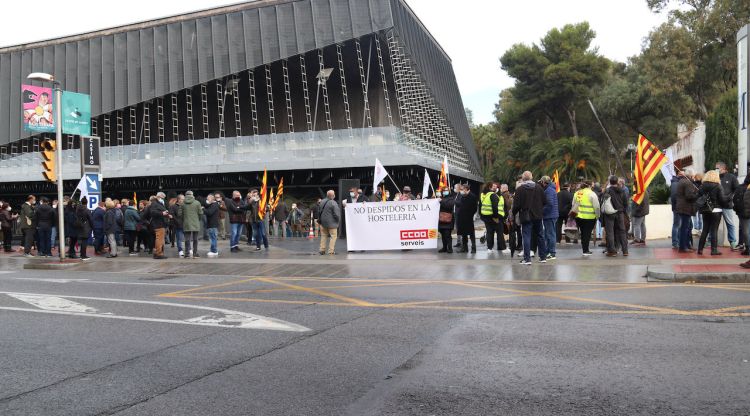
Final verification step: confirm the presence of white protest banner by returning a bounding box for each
[345,199,440,251]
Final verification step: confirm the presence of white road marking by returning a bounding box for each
[10,277,200,287]
[0,291,309,332]
[8,293,99,314]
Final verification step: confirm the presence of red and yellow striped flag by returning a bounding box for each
[258,169,268,219]
[437,157,449,192]
[552,169,560,193]
[632,133,667,204]
[272,177,284,211]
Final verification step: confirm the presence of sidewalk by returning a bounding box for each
[5,235,750,283]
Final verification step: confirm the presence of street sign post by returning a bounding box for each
[80,136,100,175]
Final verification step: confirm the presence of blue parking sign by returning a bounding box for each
[85,173,100,194]
[87,194,100,211]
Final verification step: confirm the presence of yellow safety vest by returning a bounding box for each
[480,192,505,217]
[575,188,596,219]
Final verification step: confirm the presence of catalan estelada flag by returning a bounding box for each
[268,188,275,211]
[272,177,284,211]
[632,133,667,204]
[258,169,268,219]
[133,192,137,207]
[552,169,560,193]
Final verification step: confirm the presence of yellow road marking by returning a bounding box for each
[254,277,378,307]
[159,277,261,297]
[382,284,669,307]
[161,293,748,317]
[159,294,352,306]
[442,281,690,315]
[187,281,431,297]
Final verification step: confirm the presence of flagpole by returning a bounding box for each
[587,99,627,179]
[386,174,401,194]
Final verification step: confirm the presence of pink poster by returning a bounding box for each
[22,84,55,133]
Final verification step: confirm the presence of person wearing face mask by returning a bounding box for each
[224,190,247,252]
[438,188,455,253]
[456,184,478,253]
[399,186,415,201]
[287,203,305,237]
[479,182,505,253]
[248,189,269,251]
[342,186,366,240]
[0,203,18,252]
[273,199,289,239]
[143,192,170,259]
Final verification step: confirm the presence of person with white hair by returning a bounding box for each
[318,190,341,255]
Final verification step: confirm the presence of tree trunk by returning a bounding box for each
[565,107,578,137]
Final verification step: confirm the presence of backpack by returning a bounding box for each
[696,194,714,214]
[601,194,617,215]
[733,188,745,215]
[115,208,124,227]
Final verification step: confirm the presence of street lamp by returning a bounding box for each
[312,67,334,157]
[626,143,637,174]
[27,72,65,261]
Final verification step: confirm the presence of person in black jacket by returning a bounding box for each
[697,170,730,255]
[455,184,478,253]
[556,184,573,243]
[512,171,547,264]
[204,194,220,257]
[74,198,94,260]
[144,193,170,259]
[438,189,455,253]
[716,162,739,248]
[602,176,629,257]
[34,197,56,257]
[632,190,650,245]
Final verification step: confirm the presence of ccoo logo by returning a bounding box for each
[400,229,438,240]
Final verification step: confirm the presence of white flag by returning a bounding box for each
[422,169,432,198]
[373,158,388,193]
[660,148,674,184]
[74,175,89,201]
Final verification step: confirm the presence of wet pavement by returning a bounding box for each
[1,236,749,415]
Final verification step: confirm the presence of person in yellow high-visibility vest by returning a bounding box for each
[479,182,507,253]
[571,181,600,256]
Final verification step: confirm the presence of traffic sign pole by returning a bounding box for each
[54,83,65,261]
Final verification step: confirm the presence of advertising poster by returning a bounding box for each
[61,91,91,136]
[21,84,55,133]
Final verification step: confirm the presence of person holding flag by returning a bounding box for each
[254,170,270,250]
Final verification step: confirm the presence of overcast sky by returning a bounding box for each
[0,0,668,125]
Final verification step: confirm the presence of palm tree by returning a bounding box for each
[546,136,604,182]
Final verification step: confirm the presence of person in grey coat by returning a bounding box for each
[318,190,341,255]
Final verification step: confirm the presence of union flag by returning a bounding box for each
[632,134,667,204]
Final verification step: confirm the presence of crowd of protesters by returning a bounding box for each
[0,189,318,260]
[3,162,748,264]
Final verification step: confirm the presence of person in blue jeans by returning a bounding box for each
[512,171,548,264]
[225,190,247,253]
[541,176,559,259]
[673,169,698,252]
[91,202,106,254]
[246,189,269,251]
[204,194,220,257]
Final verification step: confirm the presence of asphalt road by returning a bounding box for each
[0,245,749,415]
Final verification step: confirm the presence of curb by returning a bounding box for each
[23,261,82,270]
[647,266,750,283]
